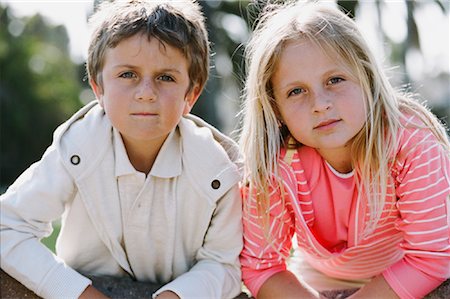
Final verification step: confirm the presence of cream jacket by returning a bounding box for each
[0,101,243,299]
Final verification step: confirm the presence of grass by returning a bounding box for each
[41,221,61,253]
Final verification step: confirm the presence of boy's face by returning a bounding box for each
[91,33,200,153]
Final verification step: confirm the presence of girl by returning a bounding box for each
[239,2,450,299]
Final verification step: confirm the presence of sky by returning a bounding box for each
[2,0,449,78]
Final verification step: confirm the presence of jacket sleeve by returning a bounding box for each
[383,126,450,299]
[239,163,297,297]
[153,184,243,299]
[0,144,91,299]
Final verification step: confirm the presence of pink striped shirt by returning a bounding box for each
[240,118,450,299]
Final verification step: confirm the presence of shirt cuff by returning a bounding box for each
[38,263,92,299]
[382,259,444,299]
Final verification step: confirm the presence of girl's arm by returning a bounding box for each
[240,171,298,297]
[382,124,450,298]
[347,275,398,299]
[257,270,318,299]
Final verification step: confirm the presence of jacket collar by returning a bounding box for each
[56,101,241,198]
[177,116,242,203]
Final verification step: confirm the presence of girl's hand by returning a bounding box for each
[257,270,319,299]
[347,275,398,299]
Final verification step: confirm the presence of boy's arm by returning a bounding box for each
[153,185,243,299]
[0,145,91,298]
[79,285,110,299]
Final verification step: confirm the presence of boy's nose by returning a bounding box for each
[136,79,156,101]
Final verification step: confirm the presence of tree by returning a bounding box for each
[337,0,449,128]
[0,5,83,187]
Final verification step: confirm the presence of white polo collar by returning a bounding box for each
[113,127,182,178]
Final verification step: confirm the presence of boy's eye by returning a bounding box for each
[158,74,174,82]
[119,72,136,79]
[328,77,344,85]
[288,87,305,97]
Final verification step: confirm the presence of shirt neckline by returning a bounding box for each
[325,161,354,179]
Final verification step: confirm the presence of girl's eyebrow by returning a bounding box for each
[322,68,346,78]
[274,67,350,94]
[277,80,303,92]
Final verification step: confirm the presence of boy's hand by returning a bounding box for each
[156,290,180,299]
[79,285,110,299]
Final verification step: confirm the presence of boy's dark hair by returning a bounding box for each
[87,0,209,92]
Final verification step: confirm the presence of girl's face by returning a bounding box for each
[271,39,367,169]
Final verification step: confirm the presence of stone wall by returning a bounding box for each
[1,269,448,298]
[0,270,250,299]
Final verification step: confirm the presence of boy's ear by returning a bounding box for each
[183,84,201,115]
[89,78,104,107]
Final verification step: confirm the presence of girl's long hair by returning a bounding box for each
[239,2,449,240]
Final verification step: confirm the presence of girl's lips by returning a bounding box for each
[314,119,341,129]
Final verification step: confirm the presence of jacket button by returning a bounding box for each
[211,179,220,190]
[70,155,80,165]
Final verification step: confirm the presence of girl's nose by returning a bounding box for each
[312,90,332,113]
[136,78,156,101]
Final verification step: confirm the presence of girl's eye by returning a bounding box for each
[288,87,305,97]
[119,72,136,79]
[158,74,174,82]
[328,77,344,85]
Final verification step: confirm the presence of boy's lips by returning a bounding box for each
[131,112,157,116]
[314,119,341,129]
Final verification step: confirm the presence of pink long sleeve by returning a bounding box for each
[383,121,450,298]
[240,164,297,296]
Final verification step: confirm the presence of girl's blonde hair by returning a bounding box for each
[239,2,449,240]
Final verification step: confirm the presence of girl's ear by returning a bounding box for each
[89,78,104,107]
[273,104,284,124]
[183,84,201,115]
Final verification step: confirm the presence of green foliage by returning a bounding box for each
[0,5,83,186]
[191,1,250,130]
[41,221,61,253]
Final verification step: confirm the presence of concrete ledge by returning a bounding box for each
[0,270,250,299]
[1,269,448,298]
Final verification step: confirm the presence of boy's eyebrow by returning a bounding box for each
[111,64,183,74]
[159,68,182,74]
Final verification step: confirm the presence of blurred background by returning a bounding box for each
[1,0,449,191]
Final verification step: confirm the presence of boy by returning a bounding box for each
[0,1,243,298]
